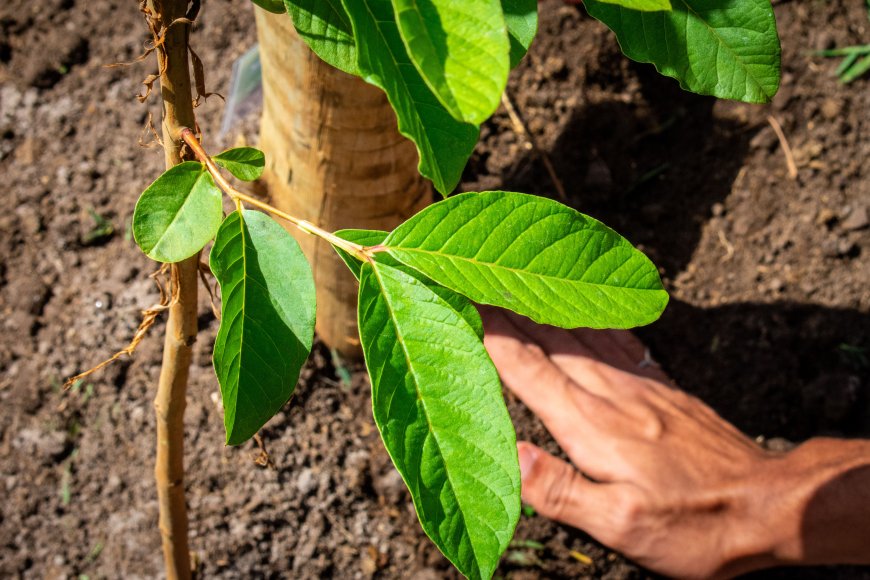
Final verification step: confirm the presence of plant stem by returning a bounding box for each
[179,128,371,262]
[147,0,197,578]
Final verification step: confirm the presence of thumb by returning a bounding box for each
[518,442,610,534]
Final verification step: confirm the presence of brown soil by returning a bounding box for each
[1,0,868,578]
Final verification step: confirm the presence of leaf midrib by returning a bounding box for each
[230,211,248,439]
[679,0,771,95]
[397,0,462,115]
[324,0,351,29]
[386,245,664,291]
[397,0,506,118]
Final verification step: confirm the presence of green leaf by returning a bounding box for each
[251,0,286,14]
[212,147,266,181]
[383,191,668,329]
[592,0,671,11]
[501,0,538,68]
[393,0,510,125]
[335,229,483,339]
[132,161,223,263]
[285,0,358,75]
[210,210,316,445]
[342,0,480,196]
[584,0,780,103]
[358,260,520,579]
[841,53,870,84]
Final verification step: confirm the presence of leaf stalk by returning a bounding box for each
[179,128,371,263]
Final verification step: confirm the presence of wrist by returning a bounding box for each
[736,438,870,572]
[710,448,807,577]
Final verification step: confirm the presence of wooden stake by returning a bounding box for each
[146,0,198,577]
[254,10,430,358]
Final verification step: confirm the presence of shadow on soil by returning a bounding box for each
[499,62,869,441]
[503,62,759,276]
[641,299,870,441]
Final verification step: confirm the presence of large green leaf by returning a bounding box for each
[342,0,479,196]
[382,191,668,329]
[501,0,538,68]
[585,0,780,103]
[210,210,316,445]
[334,229,483,339]
[213,147,266,181]
[358,260,520,579]
[285,0,358,75]
[393,0,509,125]
[132,161,223,263]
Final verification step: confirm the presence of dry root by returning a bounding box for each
[63,264,175,389]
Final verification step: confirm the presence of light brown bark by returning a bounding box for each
[254,9,431,358]
[146,0,197,578]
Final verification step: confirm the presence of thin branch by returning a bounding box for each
[179,128,371,262]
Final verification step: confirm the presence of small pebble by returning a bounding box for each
[821,98,843,120]
[815,31,836,51]
[815,207,836,227]
[837,239,857,257]
[296,467,317,495]
[841,206,868,231]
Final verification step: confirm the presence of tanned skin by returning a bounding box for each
[483,308,870,579]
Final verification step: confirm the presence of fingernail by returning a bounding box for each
[517,445,538,481]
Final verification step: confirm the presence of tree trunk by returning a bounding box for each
[254,9,430,358]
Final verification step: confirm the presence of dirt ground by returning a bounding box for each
[1,0,868,578]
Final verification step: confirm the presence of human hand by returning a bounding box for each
[483,309,803,579]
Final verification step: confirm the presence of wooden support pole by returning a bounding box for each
[254,9,431,358]
[146,0,198,577]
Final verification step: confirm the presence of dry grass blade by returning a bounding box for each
[501,91,568,201]
[766,115,798,180]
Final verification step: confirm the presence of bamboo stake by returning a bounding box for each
[145,0,198,577]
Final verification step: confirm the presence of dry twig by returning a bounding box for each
[500,91,568,201]
[766,115,798,180]
[252,434,275,469]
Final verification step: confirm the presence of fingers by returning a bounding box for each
[603,330,673,384]
[483,309,613,398]
[483,308,610,425]
[517,442,615,537]
[485,309,653,481]
[504,310,671,384]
